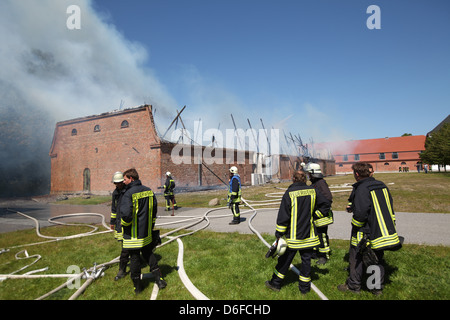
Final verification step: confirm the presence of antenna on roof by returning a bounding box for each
[247,118,259,153]
[231,113,244,150]
[260,119,271,156]
[161,106,186,140]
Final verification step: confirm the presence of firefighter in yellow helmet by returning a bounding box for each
[227,166,242,225]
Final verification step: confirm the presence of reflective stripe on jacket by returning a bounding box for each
[310,178,334,227]
[350,177,400,251]
[120,180,157,249]
[228,174,242,203]
[164,177,175,196]
[276,182,331,250]
[110,187,125,241]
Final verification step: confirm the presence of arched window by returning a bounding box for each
[83,168,90,192]
[121,120,129,128]
[94,125,101,132]
[71,129,77,136]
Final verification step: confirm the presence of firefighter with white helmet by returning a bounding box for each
[305,162,334,265]
[110,171,130,281]
[163,172,178,211]
[227,166,242,225]
[265,170,331,293]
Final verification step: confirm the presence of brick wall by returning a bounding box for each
[335,150,423,173]
[50,105,254,195]
[50,106,162,194]
[50,105,334,195]
[161,143,252,188]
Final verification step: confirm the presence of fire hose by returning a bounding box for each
[1,193,330,300]
[0,209,115,298]
[243,196,329,300]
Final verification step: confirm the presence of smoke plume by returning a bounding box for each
[0,0,178,197]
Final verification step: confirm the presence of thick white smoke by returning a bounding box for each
[0,0,176,120]
[0,0,177,196]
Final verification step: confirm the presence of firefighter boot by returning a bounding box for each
[316,256,328,265]
[152,268,167,289]
[265,280,281,292]
[114,269,127,281]
[265,273,282,292]
[114,261,128,281]
[132,277,143,294]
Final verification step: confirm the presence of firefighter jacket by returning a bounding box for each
[227,174,242,204]
[110,187,126,240]
[164,176,175,196]
[120,180,157,249]
[310,177,334,227]
[275,182,331,250]
[350,177,401,251]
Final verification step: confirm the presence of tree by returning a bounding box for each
[420,123,450,172]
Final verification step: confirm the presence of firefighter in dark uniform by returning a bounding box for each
[338,162,401,295]
[265,170,331,294]
[120,168,166,294]
[227,166,242,225]
[163,172,178,211]
[110,171,129,281]
[305,163,333,265]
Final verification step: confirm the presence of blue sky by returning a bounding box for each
[91,0,449,143]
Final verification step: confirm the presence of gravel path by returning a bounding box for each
[157,206,450,247]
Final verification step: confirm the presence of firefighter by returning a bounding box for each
[227,166,242,225]
[163,172,178,211]
[110,171,129,281]
[120,168,166,294]
[305,163,333,265]
[265,170,331,294]
[338,162,401,295]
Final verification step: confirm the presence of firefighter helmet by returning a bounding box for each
[112,171,124,183]
[166,172,171,176]
[275,238,287,257]
[229,166,238,174]
[305,163,323,178]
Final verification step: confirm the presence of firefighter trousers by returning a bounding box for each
[271,248,313,293]
[118,244,130,271]
[230,202,240,221]
[316,226,330,259]
[347,245,385,291]
[129,243,159,280]
[164,195,177,209]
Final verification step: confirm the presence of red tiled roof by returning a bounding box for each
[315,135,426,155]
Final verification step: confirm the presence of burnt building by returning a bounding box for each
[49,105,255,194]
[49,105,335,195]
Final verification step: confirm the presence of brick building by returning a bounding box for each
[49,105,252,194]
[314,135,426,173]
[49,105,335,195]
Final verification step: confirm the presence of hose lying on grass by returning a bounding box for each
[2,186,339,301]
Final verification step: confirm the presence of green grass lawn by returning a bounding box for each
[1,172,448,300]
[0,226,449,300]
[52,172,450,214]
[161,172,450,213]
